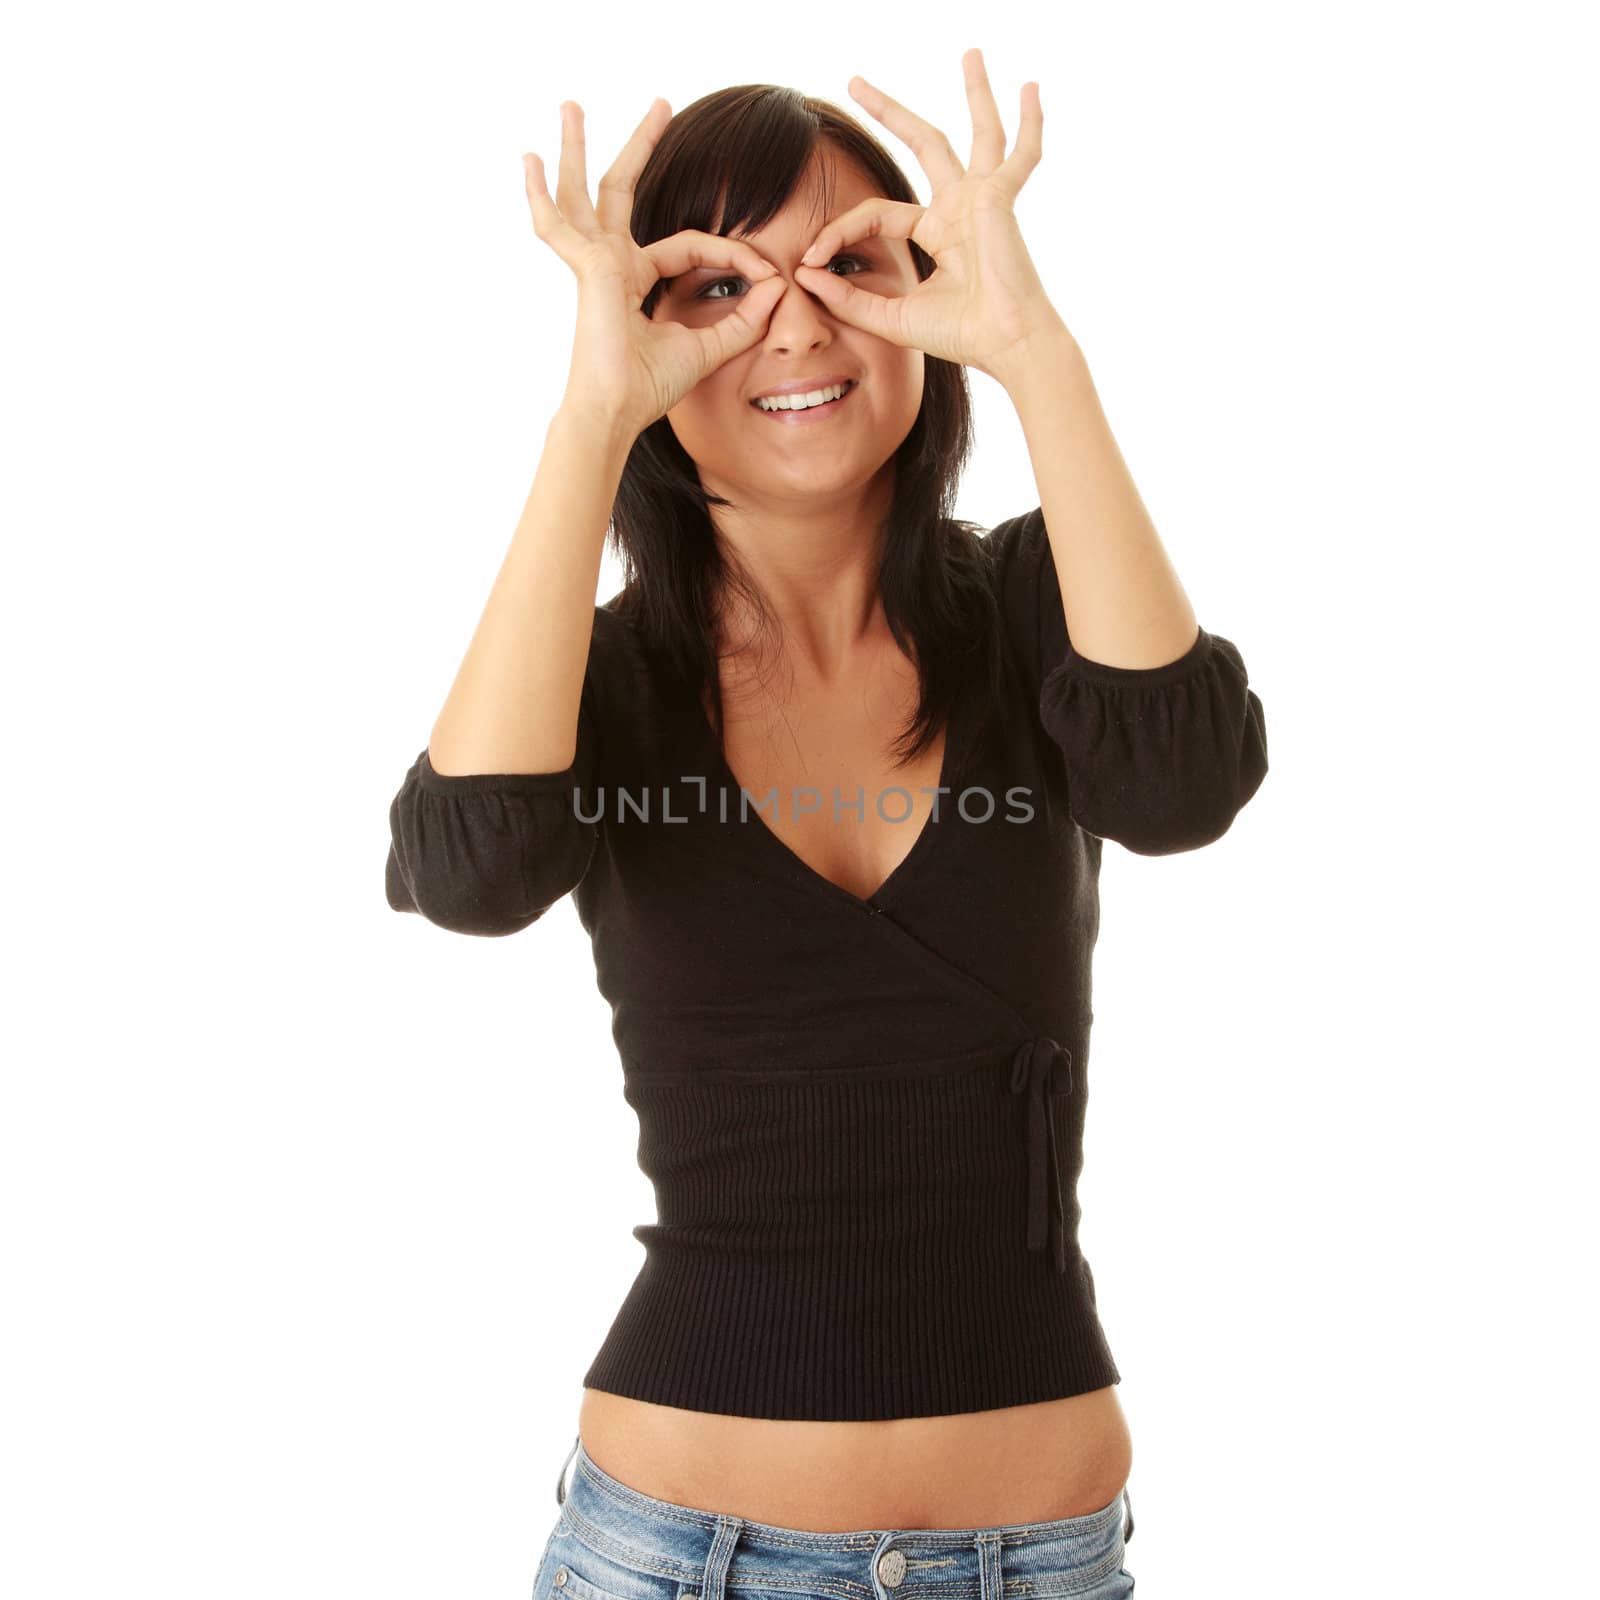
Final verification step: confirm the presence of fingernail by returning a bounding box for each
[800,244,820,266]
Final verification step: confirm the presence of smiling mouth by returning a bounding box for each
[750,379,858,417]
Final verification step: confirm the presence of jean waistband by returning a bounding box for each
[551,1432,1132,1595]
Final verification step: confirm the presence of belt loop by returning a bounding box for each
[976,1531,1004,1600]
[1122,1486,1134,1544]
[697,1514,742,1600]
[554,1432,581,1507]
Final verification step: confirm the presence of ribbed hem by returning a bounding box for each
[578,1050,1120,1421]
[580,1253,1120,1421]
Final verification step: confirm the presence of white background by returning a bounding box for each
[4,3,1595,1596]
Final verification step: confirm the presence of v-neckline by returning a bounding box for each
[690,678,967,915]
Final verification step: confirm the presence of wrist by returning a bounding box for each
[552,394,644,454]
[988,313,1084,396]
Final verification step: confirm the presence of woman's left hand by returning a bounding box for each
[795,49,1068,383]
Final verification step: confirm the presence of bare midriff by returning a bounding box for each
[575,1386,1133,1532]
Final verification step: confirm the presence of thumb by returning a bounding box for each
[696,272,789,371]
[792,264,894,339]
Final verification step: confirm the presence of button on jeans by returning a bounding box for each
[532,1435,1136,1600]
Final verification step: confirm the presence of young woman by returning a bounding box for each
[387,48,1268,1600]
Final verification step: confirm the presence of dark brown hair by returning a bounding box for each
[609,83,1004,766]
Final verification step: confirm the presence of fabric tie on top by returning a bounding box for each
[1009,1035,1075,1273]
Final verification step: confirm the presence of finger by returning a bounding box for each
[798,197,925,270]
[846,71,964,191]
[555,102,602,236]
[523,150,593,274]
[641,229,781,290]
[789,264,907,346]
[961,47,1007,176]
[993,80,1043,194]
[594,97,672,236]
[695,271,789,367]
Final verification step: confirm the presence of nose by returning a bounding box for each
[759,271,839,349]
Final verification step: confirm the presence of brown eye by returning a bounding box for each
[697,255,869,300]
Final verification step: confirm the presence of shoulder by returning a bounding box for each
[581,588,688,742]
[974,505,1052,607]
[974,505,1047,570]
[965,506,1059,688]
[589,593,644,671]
[945,504,1051,611]
[582,591,661,688]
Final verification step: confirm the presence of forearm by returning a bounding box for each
[996,320,1199,669]
[427,404,635,776]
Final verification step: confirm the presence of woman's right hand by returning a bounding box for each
[523,99,789,439]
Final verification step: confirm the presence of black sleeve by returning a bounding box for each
[384,674,601,937]
[989,506,1269,856]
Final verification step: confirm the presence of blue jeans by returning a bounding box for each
[533,1435,1136,1600]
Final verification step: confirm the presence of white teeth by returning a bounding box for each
[754,381,850,411]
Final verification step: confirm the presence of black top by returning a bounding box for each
[385,507,1269,1421]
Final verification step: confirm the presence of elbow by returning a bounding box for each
[1040,629,1270,856]
[1074,783,1258,856]
[1069,691,1270,857]
[384,822,598,938]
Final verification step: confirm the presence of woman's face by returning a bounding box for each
[651,153,925,503]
